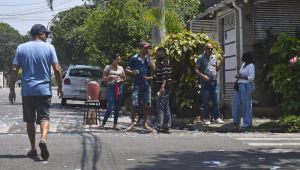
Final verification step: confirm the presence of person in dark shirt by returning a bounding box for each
[125,41,156,131]
[151,47,172,134]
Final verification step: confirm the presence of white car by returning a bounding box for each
[61,65,107,108]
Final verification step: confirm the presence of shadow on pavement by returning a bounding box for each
[0,154,41,162]
[128,150,300,169]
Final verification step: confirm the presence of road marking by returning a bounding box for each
[261,149,300,153]
[235,138,300,140]
[247,143,300,146]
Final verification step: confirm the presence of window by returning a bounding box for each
[69,69,103,78]
[253,0,300,39]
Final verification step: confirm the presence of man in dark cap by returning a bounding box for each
[9,24,63,160]
[125,41,156,131]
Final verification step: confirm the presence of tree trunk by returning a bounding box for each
[152,0,165,47]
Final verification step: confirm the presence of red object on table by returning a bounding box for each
[87,81,100,102]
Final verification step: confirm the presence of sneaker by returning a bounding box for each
[204,118,211,125]
[215,118,224,124]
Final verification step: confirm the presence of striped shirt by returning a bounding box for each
[155,57,172,91]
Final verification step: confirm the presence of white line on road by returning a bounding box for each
[235,138,300,140]
[247,143,300,146]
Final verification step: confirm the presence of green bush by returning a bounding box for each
[153,30,222,117]
[271,61,300,115]
[280,115,300,132]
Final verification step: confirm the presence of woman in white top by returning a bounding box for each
[232,51,255,128]
[99,53,126,130]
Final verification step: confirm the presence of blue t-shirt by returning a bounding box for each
[13,41,59,96]
[196,53,219,83]
[127,53,154,86]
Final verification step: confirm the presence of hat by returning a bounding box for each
[31,24,52,36]
[139,41,150,48]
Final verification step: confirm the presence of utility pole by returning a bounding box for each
[152,0,165,47]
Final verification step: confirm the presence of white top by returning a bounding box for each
[238,63,255,83]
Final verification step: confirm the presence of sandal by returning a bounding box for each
[113,125,121,130]
[39,140,49,160]
[150,130,159,134]
[125,126,135,131]
[143,125,153,130]
[27,150,37,157]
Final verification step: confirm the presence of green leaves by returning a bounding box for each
[272,61,300,115]
[152,29,222,112]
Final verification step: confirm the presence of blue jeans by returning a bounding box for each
[131,85,151,108]
[201,81,220,120]
[102,85,123,125]
[154,91,171,131]
[232,82,255,127]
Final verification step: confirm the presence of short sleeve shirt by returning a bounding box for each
[126,53,155,86]
[104,65,125,85]
[196,53,218,83]
[13,41,58,96]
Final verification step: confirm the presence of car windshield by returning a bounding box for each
[69,68,102,78]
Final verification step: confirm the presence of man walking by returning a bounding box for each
[125,41,156,130]
[194,43,226,125]
[9,24,63,160]
[151,47,172,134]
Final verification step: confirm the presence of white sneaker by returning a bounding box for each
[204,118,211,125]
[215,118,224,124]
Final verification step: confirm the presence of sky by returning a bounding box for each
[0,0,87,36]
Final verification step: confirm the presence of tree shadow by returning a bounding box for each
[128,149,300,169]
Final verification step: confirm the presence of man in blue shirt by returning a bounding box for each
[195,43,226,125]
[9,24,63,160]
[125,41,156,130]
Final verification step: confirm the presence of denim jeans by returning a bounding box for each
[232,82,255,127]
[201,81,220,120]
[102,85,123,125]
[131,85,151,108]
[154,91,171,131]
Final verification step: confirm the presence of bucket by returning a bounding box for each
[87,81,100,102]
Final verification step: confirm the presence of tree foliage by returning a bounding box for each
[152,30,222,117]
[50,5,97,68]
[0,22,30,77]
[85,0,152,68]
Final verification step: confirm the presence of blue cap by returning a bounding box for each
[31,24,52,36]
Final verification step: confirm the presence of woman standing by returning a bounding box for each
[99,53,126,130]
[232,51,255,128]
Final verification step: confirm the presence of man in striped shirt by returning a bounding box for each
[151,47,172,134]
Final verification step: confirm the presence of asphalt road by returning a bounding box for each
[0,87,300,170]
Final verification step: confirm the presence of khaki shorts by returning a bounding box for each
[22,96,51,125]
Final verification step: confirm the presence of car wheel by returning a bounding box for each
[61,98,67,106]
[99,100,107,109]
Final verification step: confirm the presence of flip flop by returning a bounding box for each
[39,140,49,160]
[143,126,153,130]
[125,126,135,131]
[27,150,37,157]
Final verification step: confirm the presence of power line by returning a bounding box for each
[0,0,67,7]
[0,0,73,16]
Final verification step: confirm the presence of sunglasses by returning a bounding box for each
[206,48,213,50]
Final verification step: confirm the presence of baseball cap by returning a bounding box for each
[139,41,150,48]
[31,24,52,36]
